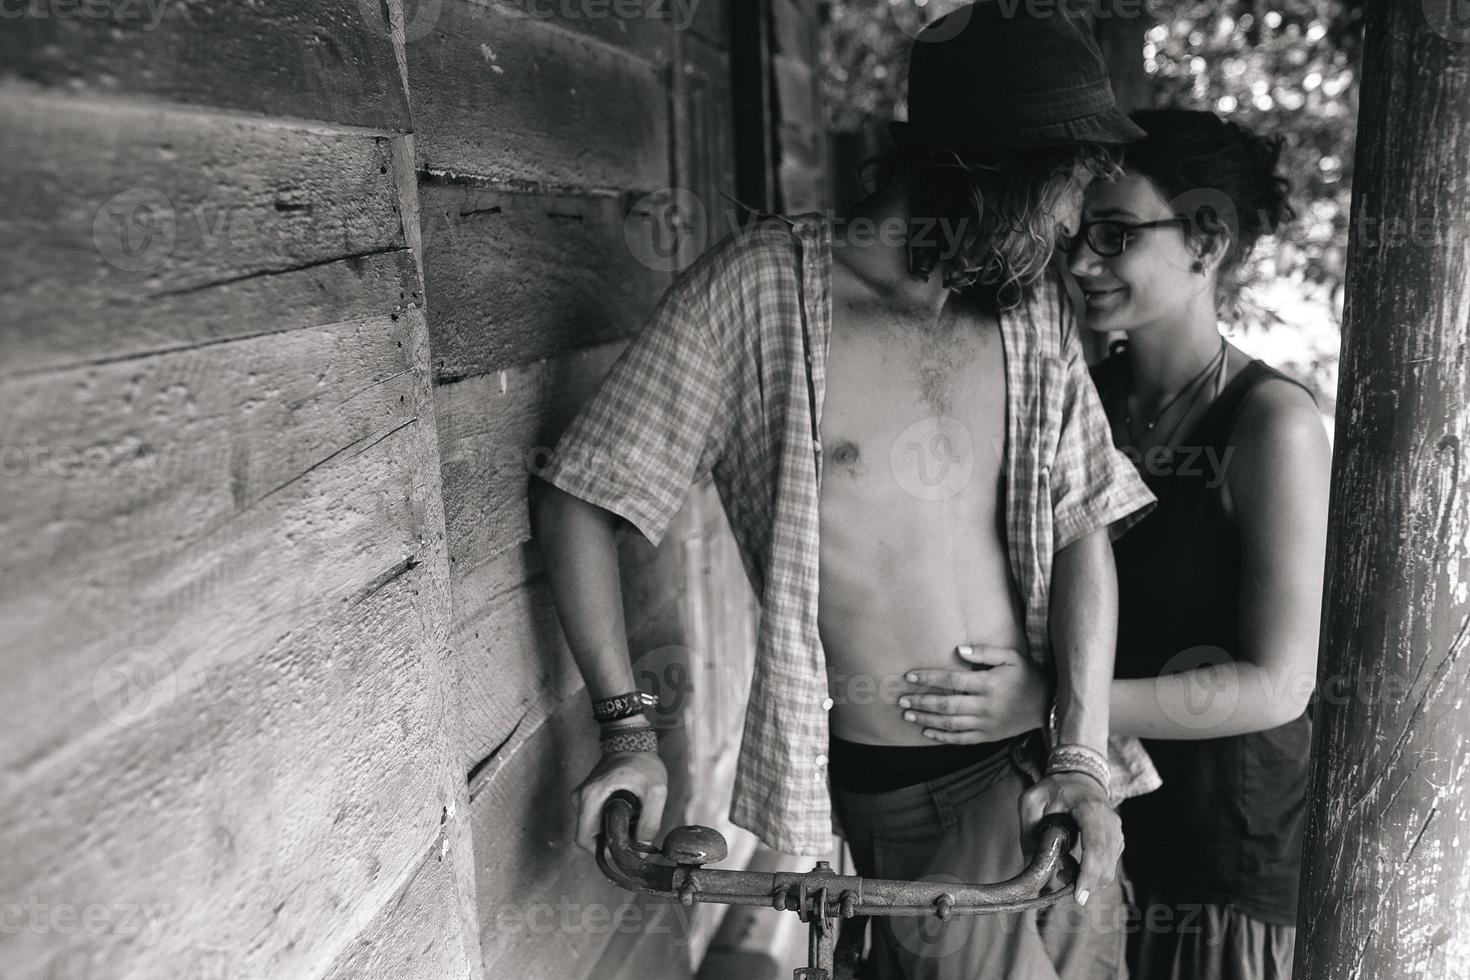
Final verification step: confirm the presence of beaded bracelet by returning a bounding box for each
[1046,743,1111,796]
[600,725,658,754]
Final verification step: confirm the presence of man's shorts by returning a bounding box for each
[831,742,1127,980]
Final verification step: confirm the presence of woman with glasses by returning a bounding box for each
[896,109,1332,979]
[1064,108,1332,979]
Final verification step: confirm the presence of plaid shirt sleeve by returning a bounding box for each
[1049,302,1156,551]
[539,250,734,547]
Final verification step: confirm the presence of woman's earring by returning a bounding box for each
[1191,259,1205,274]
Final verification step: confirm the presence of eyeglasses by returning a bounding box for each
[1066,217,1189,257]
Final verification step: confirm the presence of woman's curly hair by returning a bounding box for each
[864,141,1120,307]
[1123,108,1296,311]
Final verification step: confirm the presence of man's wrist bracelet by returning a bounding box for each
[592,690,657,724]
[1046,743,1110,795]
[600,725,658,754]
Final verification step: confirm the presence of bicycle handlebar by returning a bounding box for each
[596,790,1078,919]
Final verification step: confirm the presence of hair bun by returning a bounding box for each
[1225,120,1294,237]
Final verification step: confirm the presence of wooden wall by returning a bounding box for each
[413,2,771,975]
[1,2,824,979]
[0,2,477,979]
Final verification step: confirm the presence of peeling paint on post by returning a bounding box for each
[1296,4,1470,979]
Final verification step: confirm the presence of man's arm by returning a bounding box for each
[1018,527,1124,907]
[529,478,669,855]
[527,235,746,855]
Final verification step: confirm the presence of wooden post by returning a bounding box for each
[729,0,776,213]
[1296,4,1470,978]
[1091,7,1153,112]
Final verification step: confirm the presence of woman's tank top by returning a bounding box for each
[1092,352,1315,926]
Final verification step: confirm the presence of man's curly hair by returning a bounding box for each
[865,142,1121,307]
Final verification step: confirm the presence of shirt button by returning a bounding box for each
[814,753,829,769]
[821,697,834,711]
[813,439,823,455]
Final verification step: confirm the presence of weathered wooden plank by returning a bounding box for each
[0,94,417,376]
[471,695,697,980]
[407,1,670,188]
[419,183,668,380]
[0,316,424,779]
[319,841,477,980]
[450,544,583,772]
[0,571,455,980]
[0,0,409,129]
[434,342,625,572]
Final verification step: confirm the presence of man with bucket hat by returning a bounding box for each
[532,3,1157,976]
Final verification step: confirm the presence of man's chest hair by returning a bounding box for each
[829,292,1004,420]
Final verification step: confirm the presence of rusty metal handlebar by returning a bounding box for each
[596,790,1079,921]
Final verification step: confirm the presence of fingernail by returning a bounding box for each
[1076,889,1090,906]
[957,644,974,656]
[905,672,917,682]
[899,697,911,709]
[904,711,916,722]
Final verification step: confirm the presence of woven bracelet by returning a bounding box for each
[600,726,658,754]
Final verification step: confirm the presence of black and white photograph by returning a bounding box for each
[2,0,1467,978]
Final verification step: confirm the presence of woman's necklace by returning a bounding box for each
[1123,336,1228,446]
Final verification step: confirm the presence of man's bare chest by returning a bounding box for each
[819,304,1008,494]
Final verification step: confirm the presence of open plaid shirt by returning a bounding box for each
[543,214,1159,856]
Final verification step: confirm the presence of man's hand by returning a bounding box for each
[572,751,668,855]
[1018,771,1122,906]
[898,645,1052,742]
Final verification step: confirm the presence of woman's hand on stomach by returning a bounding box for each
[897,645,1052,743]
